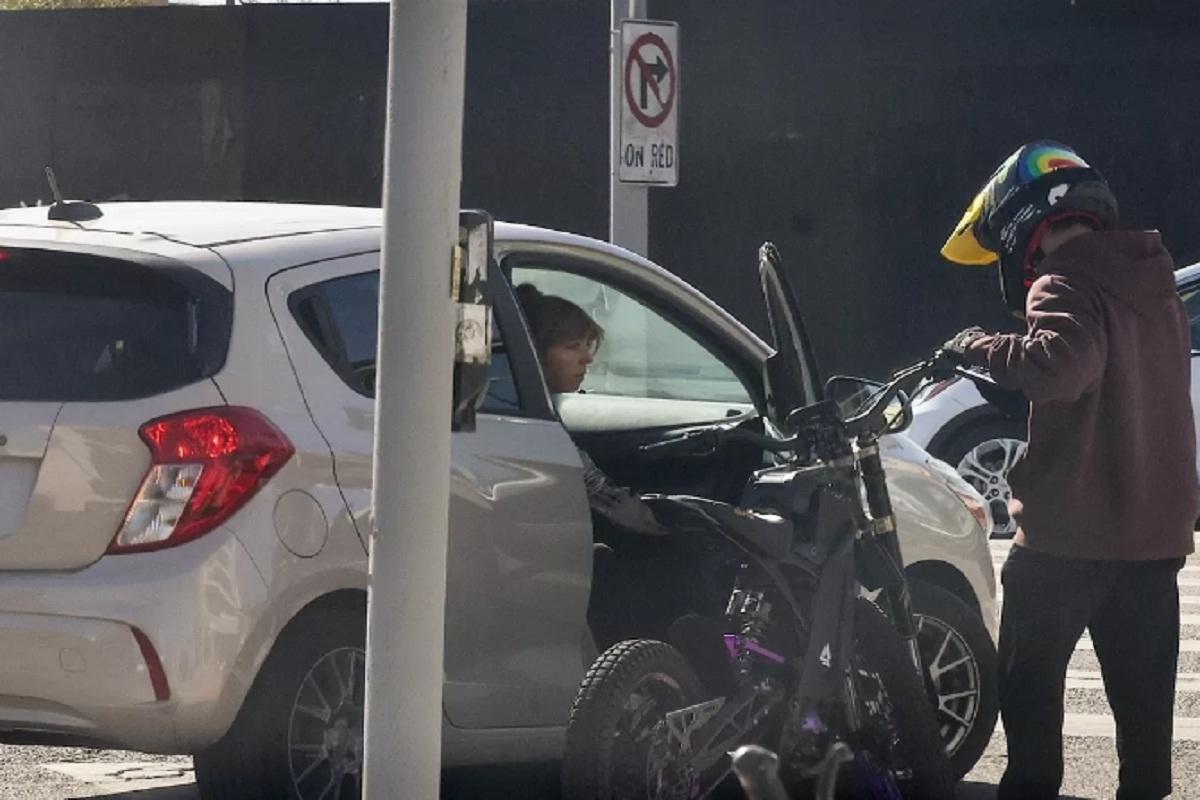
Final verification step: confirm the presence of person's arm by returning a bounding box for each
[578,448,670,536]
[963,275,1107,403]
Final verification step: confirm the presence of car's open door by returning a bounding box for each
[758,242,822,430]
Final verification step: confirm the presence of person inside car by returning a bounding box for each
[515,283,670,538]
[515,283,732,647]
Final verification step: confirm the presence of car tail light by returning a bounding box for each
[109,407,294,554]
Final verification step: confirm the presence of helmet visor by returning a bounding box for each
[941,186,997,266]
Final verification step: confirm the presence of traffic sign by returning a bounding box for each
[618,19,679,186]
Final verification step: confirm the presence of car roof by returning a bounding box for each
[0,201,637,255]
[0,201,381,247]
[1175,261,1200,286]
[0,201,768,359]
[0,201,700,288]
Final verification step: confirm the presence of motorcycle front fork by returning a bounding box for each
[856,438,924,678]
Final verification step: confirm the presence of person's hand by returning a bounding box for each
[940,326,988,363]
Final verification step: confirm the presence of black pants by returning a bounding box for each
[997,545,1184,800]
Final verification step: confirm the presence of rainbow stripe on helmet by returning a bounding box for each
[1017,144,1090,183]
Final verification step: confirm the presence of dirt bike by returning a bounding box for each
[560,245,961,800]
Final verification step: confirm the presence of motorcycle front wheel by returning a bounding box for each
[561,639,705,800]
[843,598,956,800]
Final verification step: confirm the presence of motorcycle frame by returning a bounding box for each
[653,358,958,794]
[662,444,915,790]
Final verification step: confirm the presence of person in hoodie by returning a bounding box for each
[940,140,1198,800]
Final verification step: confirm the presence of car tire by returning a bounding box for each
[194,604,366,800]
[935,417,1027,539]
[910,579,999,780]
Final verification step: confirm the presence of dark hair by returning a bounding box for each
[514,283,605,355]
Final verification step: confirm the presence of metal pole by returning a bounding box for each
[610,0,648,255]
[362,2,467,798]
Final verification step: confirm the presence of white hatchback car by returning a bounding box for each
[908,261,1200,538]
[0,202,997,798]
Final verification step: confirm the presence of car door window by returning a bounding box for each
[510,266,754,427]
[1179,281,1200,351]
[288,270,523,414]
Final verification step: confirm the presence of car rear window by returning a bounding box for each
[0,247,232,401]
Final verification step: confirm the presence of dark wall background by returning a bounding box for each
[648,1,1200,377]
[2,1,1198,379]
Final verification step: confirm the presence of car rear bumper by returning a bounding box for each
[0,527,266,753]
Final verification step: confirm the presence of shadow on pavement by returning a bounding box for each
[957,781,1092,800]
[958,780,999,799]
[62,763,561,800]
[66,771,1058,800]
[442,761,560,800]
[69,787,197,800]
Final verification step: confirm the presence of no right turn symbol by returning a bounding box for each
[624,32,676,129]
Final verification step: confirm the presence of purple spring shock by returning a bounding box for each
[724,634,787,666]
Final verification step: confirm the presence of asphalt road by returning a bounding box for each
[3,533,1199,799]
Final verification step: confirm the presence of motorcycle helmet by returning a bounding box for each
[941,140,1118,316]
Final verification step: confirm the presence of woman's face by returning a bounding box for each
[543,338,597,393]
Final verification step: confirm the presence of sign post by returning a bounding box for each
[617,19,679,186]
[610,6,680,256]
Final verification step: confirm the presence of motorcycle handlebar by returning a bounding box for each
[842,351,997,438]
[638,426,804,459]
[953,363,998,388]
[639,352,1001,458]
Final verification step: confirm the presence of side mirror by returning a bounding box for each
[451,210,495,432]
[824,375,881,418]
[824,375,913,433]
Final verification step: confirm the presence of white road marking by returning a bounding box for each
[994,589,1200,605]
[1061,713,1200,741]
[992,562,1200,575]
[991,543,1200,554]
[998,715,1200,741]
[1065,669,1200,692]
[1075,637,1200,652]
[41,761,194,791]
[989,556,1200,572]
[987,544,1200,742]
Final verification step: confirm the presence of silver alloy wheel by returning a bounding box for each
[914,613,981,757]
[288,646,366,800]
[955,437,1026,538]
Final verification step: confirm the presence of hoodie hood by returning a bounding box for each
[1041,230,1177,314]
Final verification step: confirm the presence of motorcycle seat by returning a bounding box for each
[641,495,794,561]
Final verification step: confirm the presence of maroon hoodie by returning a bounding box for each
[964,230,1198,561]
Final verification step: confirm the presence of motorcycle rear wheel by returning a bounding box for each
[561,639,705,800]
